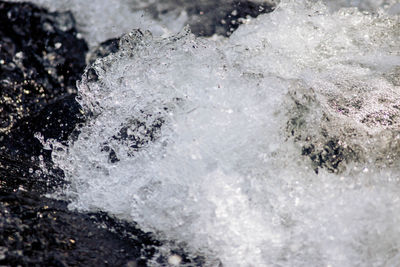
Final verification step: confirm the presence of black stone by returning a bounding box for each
[0,1,87,164]
[0,190,159,267]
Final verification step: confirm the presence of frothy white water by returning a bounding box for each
[49,1,400,266]
[8,0,398,48]
[5,0,183,46]
[5,0,276,47]
[321,0,399,13]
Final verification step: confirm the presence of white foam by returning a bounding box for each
[9,0,398,48]
[6,0,181,46]
[321,0,399,13]
[49,1,400,266]
[6,0,277,47]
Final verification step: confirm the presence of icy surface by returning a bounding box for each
[48,0,400,266]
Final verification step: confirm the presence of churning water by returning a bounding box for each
[42,0,400,266]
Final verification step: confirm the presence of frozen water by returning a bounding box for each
[46,0,400,266]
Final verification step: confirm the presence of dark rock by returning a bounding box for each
[0,1,88,193]
[0,1,87,164]
[0,190,159,266]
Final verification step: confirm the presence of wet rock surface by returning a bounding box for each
[0,190,159,267]
[0,1,87,161]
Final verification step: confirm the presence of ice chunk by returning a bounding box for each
[51,1,400,266]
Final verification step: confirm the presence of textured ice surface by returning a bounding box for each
[49,0,400,266]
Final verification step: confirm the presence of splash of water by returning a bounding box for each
[5,0,181,46]
[50,1,399,266]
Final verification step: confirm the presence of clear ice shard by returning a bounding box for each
[48,1,400,266]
